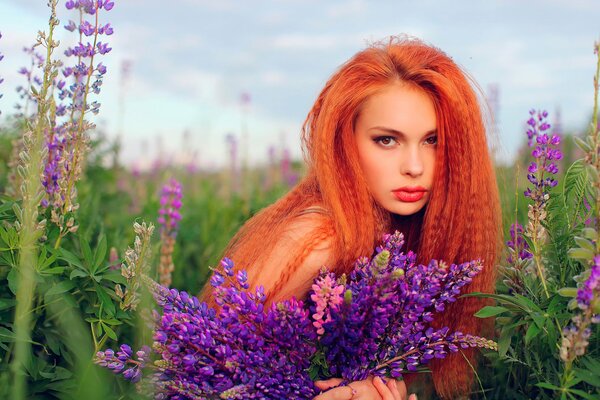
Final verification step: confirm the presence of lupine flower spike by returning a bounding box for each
[45,0,115,248]
[523,109,562,297]
[157,179,183,287]
[560,255,600,363]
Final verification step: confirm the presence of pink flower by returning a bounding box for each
[311,274,344,335]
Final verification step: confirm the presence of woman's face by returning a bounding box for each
[354,83,437,216]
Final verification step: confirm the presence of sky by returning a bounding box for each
[0,0,599,170]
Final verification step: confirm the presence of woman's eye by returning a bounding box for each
[425,135,438,145]
[374,136,396,147]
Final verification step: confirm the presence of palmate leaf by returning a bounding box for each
[562,158,595,230]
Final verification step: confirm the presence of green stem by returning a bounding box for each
[11,4,59,399]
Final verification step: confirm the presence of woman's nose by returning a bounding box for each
[401,147,424,177]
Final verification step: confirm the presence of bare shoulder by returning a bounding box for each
[283,211,334,251]
[261,211,336,303]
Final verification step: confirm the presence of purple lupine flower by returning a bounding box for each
[96,344,150,383]
[43,0,115,219]
[524,109,562,203]
[506,222,532,264]
[310,231,495,381]
[96,233,495,398]
[157,178,183,238]
[157,178,183,287]
[59,0,114,117]
[576,255,600,311]
[560,255,600,362]
[14,45,45,117]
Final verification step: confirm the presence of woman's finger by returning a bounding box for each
[372,376,396,400]
[395,379,408,399]
[386,378,402,400]
[314,378,344,391]
[312,386,354,400]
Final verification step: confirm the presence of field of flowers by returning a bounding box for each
[0,1,599,399]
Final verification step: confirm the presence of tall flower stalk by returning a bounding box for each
[11,2,60,399]
[51,0,114,248]
[157,179,183,287]
[115,222,155,313]
[560,40,600,391]
[523,109,562,298]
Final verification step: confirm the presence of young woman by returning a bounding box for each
[201,35,502,400]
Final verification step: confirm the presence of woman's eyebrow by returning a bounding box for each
[367,126,437,138]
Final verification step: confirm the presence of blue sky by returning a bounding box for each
[0,0,599,169]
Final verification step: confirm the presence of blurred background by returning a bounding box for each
[0,0,599,295]
[1,0,599,170]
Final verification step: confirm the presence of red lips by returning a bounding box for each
[392,186,427,202]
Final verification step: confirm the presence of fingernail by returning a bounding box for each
[393,380,398,390]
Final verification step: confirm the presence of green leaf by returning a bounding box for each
[93,235,107,272]
[474,306,509,318]
[567,388,600,400]
[574,368,600,387]
[102,270,126,285]
[574,136,592,152]
[525,323,541,345]
[497,328,511,358]
[535,382,561,391]
[79,234,93,268]
[69,269,87,279]
[530,312,546,329]
[39,266,65,275]
[102,323,117,341]
[581,357,600,375]
[0,298,16,311]
[7,267,18,294]
[59,248,86,271]
[0,327,16,343]
[95,284,116,317]
[46,280,77,297]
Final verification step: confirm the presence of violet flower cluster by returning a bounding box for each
[15,45,45,117]
[308,231,496,382]
[59,0,113,116]
[506,222,532,264]
[158,178,183,287]
[41,0,115,234]
[560,255,600,363]
[96,232,496,399]
[158,179,183,238]
[99,258,318,399]
[96,344,151,383]
[524,109,562,203]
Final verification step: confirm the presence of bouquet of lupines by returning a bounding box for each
[95,231,496,399]
[307,231,497,383]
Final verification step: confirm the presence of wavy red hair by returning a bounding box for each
[200,36,502,399]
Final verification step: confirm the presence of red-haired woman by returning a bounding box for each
[200,36,502,400]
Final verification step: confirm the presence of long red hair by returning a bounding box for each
[200,36,502,399]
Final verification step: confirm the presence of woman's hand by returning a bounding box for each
[313,376,417,400]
